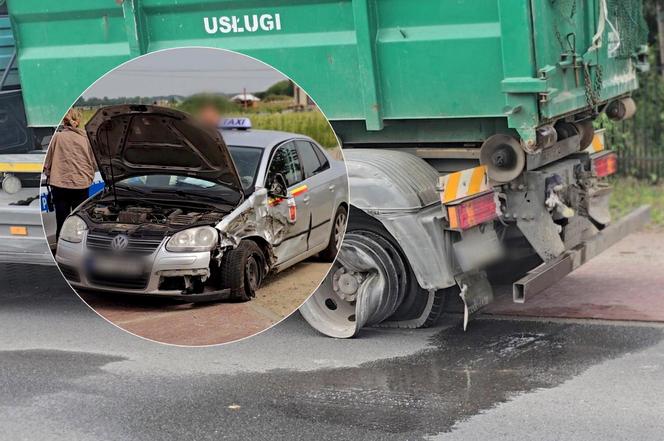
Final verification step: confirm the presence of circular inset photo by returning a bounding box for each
[41,48,348,346]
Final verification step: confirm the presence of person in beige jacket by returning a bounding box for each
[43,108,97,238]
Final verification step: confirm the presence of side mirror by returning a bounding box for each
[267,173,288,199]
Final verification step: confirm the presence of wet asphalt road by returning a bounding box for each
[1,263,664,440]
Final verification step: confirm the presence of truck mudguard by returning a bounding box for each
[344,149,457,291]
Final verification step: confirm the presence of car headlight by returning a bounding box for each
[59,215,87,243]
[166,226,219,252]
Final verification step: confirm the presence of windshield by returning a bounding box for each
[228,146,263,192]
[115,174,242,204]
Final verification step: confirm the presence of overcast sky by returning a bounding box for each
[82,48,286,99]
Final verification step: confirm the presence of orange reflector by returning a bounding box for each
[10,226,28,236]
[447,192,498,230]
[593,152,618,178]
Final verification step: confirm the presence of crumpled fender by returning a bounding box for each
[215,188,286,264]
[344,149,457,291]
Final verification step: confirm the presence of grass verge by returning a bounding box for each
[610,177,664,230]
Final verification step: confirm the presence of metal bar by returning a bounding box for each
[121,0,148,57]
[351,0,383,131]
[526,135,581,170]
[395,147,481,160]
[513,205,651,303]
[497,0,539,149]
[0,48,16,91]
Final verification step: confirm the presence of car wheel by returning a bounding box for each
[220,240,265,301]
[319,205,347,262]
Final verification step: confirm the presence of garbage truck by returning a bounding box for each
[6,0,651,335]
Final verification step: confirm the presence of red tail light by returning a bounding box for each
[593,152,618,178]
[447,192,498,230]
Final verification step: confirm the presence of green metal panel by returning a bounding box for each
[531,0,645,120]
[6,0,646,146]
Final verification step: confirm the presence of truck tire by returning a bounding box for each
[319,205,347,262]
[220,240,265,302]
[347,208,447,327]
[300,206,450,337]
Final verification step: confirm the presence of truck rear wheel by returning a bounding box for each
[300,207,448,338]
[220,240,265,302]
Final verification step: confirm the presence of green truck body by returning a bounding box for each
[7,0,647,148]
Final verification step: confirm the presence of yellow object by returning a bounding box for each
[9,226,28,236]
[0,162,43,173]
[290,184,308,197]
[587,130,606,154]
[440,165,490,204]
[448,206,459,229]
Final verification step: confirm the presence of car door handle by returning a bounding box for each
[328,184,335,191]
[302,195,311,203]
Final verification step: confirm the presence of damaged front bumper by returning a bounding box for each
[55,235,228,301]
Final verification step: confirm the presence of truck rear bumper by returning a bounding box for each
[513,205,651,303]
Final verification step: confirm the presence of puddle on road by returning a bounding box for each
[3,321,661,441]
[229,320,663,438]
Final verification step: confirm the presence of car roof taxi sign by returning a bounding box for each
[220,117,252,130]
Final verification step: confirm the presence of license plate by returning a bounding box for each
[87,255,146,276]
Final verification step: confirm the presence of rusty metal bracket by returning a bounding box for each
[526,135,582,171]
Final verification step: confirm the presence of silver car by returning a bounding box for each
[54,105,348,302]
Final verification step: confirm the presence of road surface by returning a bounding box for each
[78,261,330,345]
[1,232,663,440]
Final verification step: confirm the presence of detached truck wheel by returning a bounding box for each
[220,240,265,302]
[300,207,448,338]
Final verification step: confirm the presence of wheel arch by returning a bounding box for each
[240,235,274,269]
[342,149,457,290]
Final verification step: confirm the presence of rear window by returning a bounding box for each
[295,140,329,178]
[311,143,330,171]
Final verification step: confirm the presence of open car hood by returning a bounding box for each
[85,105,243,194]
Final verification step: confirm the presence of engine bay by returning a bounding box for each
[84,200,226,228]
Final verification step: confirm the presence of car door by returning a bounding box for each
[294,140,334,249]
[265,141,310,264]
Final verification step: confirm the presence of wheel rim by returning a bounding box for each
[333,211,347,251]
[245,255,260,293]
[300,232,403,338]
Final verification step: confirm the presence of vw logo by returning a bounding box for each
[111,234,129,251]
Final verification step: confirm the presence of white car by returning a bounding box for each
[53,105,348,302]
